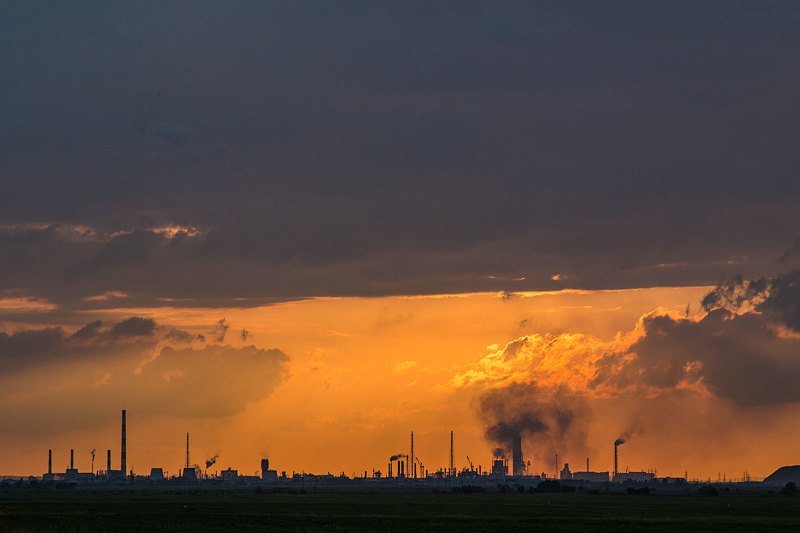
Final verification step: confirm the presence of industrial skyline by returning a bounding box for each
[27,409,764,487]
[3,1,800,498]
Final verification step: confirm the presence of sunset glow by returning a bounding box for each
[4,6,800,523]
[9,284,795,480]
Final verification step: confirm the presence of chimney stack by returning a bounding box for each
[512,433,524,476]
[614,443,618,478]
[107,449,111,473]
[410,431,415,479]
[449,430,455,477]
[48,449,52,474]
[70,449,74,470]
[121,409,127,475]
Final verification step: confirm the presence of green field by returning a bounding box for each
[1,489,799,532]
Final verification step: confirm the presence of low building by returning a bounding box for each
[221,468,239,482]
[570,471,610,483]
[613,471,655,483]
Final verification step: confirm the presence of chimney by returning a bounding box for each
[260,458,270,480]
[586,457,589,473]
[614,443,618,478]
[70,449,74,470]
[410,431,415,479]
[512,433,524,476]
[449,430,455,477]
[121,409,127,475]
[48,449,52,474]
[107,449,111,473]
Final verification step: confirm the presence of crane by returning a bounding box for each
[466,456,474,471]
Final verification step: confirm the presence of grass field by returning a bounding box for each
[1,489,799,532]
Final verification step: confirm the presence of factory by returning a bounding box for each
[35,409,694,490]
[560,458,610,482]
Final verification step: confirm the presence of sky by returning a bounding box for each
[2,1,800,479]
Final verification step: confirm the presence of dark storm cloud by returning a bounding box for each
[0,317,195,373]
[2,2,800,306]
[595,310,800,405]
[134,344,289,418]
[109,317,157,338]
[0,325,290,432]
[594,272,800,406]
[701,269,800,331]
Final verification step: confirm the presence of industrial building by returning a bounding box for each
[31,409,703,491]
[612,471,656,483]
[261,459,278,481]
[562,458,610,482]
[220,468,239,482]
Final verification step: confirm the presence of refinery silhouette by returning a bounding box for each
[22,408,789,491]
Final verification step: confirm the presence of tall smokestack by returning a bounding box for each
[410,431,415,479]
[512,433,524,476]
[107,449,111,473]
[70,449,74,470]
[185,432,190,470]
[449,430,455,477]
[48,449,52,474]
[121,409,127,475]
[613,438,625,478]
[586,457,589,473]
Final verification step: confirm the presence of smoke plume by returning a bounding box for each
[456,269,800,465]
[478,382,588,460]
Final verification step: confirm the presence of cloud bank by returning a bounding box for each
[0,317,289,433]
[2,3,800,307]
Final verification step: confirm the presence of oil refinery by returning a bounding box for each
[22,408,787,491]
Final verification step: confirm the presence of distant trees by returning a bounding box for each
[698,485,718,496]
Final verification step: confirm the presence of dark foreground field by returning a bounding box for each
[1,490,800,532]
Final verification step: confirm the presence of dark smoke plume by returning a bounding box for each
[478,382,587,459]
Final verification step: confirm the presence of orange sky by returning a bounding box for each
[2,285,798,481]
